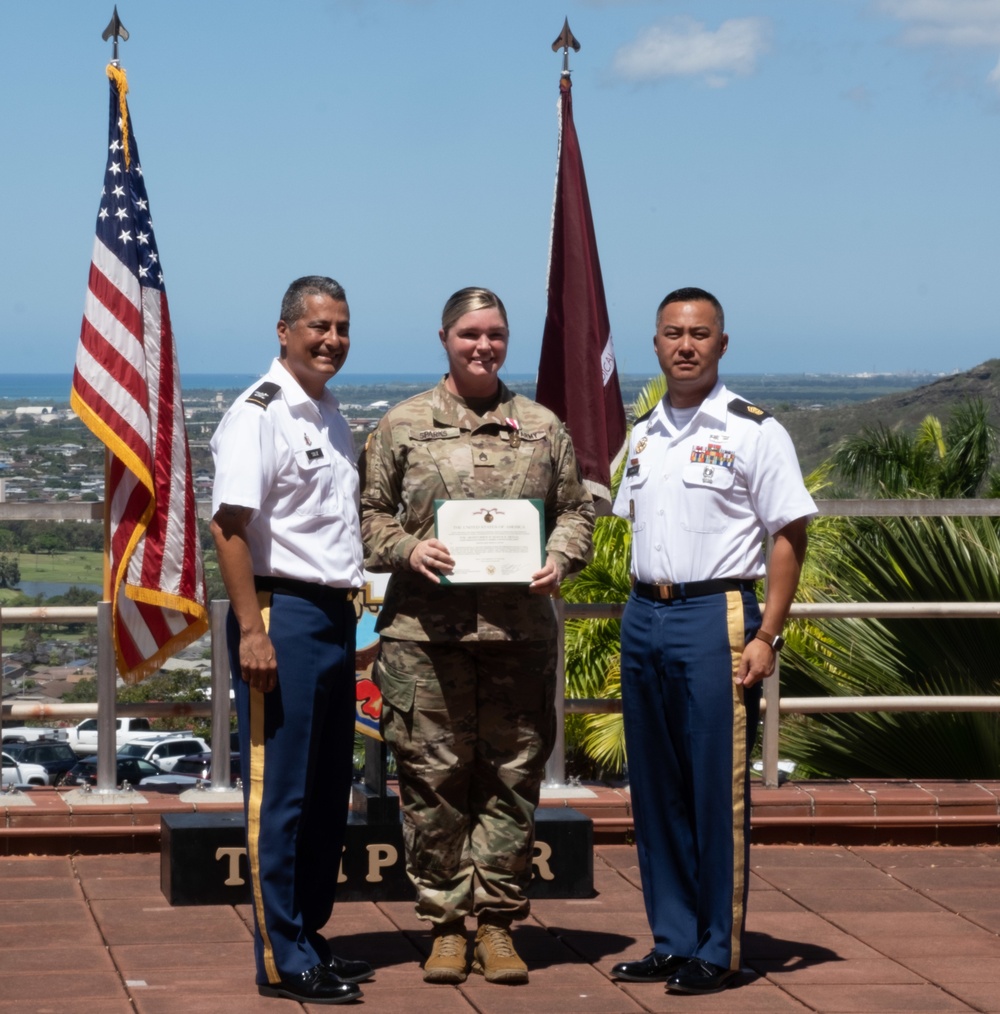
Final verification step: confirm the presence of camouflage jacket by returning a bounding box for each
[360,378,594,642]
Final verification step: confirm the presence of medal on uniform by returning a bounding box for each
[505,417,521,448]
[635,436,647,454]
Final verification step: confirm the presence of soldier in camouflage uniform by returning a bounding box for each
[360,287,594,985]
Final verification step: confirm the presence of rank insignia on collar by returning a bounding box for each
[634,436,648,454]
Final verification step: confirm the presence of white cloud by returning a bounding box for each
[876,0,1000,86]
[611,16,771,85]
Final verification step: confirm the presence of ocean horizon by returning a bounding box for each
[0,370,947,403]
[0,372,480,401]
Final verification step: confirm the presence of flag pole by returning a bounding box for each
[99,8,127,605]
[543,19,582,790]
[93,10,129,794]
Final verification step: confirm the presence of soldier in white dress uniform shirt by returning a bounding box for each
[610,287,816,996]
[211,275,372,1006]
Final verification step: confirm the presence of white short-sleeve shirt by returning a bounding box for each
[210,358,364,588]
[612,381,816,584]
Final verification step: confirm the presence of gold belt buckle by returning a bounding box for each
[656,583,678,601]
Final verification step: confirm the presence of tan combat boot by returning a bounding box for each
[471,923,529,984]
[423,922,468,984]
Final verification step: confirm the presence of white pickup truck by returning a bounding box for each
[66,717,154,757]
[1,726,69,745]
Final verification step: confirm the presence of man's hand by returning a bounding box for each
[238,629,278,693]
[735,637,776,688]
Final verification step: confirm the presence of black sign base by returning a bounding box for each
[160,808,593,906]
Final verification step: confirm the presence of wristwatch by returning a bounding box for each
[755,629,785,652]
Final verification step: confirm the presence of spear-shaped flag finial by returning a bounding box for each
[551,18,580,75]
[102,6,129,64]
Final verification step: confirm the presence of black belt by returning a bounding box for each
[633,579,756,602]
[254,576,360,603]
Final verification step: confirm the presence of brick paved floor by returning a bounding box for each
[2,843,999,1013]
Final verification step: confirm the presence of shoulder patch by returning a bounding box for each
[728,398,771,424]
[245,381,281,409]
[634,407,654,423]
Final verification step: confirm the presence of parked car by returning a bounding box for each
[2,741,78,783]
[61,755,162,788]
[1,726,68,745]
[66,717,153,757]
[117,734,210,772]
[2,751,50,788]
[139,752,241,792]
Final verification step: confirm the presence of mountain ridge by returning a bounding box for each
[773,359,1000,475]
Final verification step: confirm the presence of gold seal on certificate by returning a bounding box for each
[434,498,545,585]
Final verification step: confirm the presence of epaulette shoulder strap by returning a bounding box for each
[634,407,655,423]
[727,398,771,424]
[245,381,281,409]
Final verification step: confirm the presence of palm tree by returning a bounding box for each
[561,377,666,776]
[833,398,998,498]
[779,513,1000,777]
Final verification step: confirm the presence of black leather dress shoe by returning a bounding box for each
[258,963,362,1004]
[325,954,374,983]
[666,958,736,994]
[611,951,689,982]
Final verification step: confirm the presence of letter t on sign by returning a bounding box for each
[215,847,247,886]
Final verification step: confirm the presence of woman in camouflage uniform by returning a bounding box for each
[360,287,594,985]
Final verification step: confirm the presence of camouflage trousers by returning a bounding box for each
[377,637,556,927]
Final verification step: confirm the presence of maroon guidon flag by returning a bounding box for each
[71,63,208,682]
[536,72,627,513]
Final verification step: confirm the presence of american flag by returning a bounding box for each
[71,64,207,683]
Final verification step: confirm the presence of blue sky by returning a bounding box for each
[2,0,1000,381]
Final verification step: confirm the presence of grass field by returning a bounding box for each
[11,550,104,585]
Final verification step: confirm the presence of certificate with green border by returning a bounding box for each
[434,498,545,585]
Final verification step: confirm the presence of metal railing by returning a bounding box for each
[3,499,1000,792]
[1,600,233,795]
[546,498,1000,788]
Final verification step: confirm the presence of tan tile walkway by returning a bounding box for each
[2,842,999,1013]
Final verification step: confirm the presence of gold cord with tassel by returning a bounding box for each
[106,63,131,171]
